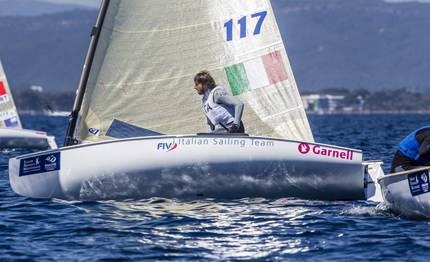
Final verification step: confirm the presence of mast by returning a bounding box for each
[64,0,110,147]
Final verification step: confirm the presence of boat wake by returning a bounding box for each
[338,202,392,217]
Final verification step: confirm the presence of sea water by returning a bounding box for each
[1,114,430,261]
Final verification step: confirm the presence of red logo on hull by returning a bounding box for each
[298,143,354,160]
[298,143,310,154]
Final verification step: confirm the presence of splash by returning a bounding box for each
[339,202,392,217]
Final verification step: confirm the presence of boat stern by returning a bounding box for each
[363,160,384,202]
[9,150,66,199]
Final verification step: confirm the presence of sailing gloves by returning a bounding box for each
[227,124,240,133]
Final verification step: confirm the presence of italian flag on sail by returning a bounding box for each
[225,51,288,96]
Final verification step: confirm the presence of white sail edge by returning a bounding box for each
[0,59,23,129]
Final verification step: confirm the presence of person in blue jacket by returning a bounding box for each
[193,71,245,133]
[390,126,430,173]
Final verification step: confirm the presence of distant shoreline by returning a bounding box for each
[306,110,430,115]
[19,110,70,116]
[18,109,430,116]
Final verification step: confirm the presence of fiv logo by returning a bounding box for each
[298,143,310,154]
[157,139,178,152]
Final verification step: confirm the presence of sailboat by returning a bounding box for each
[9,0,382,201]
[378,166,430,220]
[0,60,57,150]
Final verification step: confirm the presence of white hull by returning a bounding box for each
[380,167,430,220]
[0,128,57,150]
[363,160,384,202]
[9,134,367,201]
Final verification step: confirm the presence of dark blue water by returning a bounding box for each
[1,114,430,261]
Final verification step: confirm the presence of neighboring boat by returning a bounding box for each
[0,128,57,150]
[378,166,430,220]
[9,0,382,201]
[0,60,57,150]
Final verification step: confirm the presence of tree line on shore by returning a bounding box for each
[301,87,430,112]
[9,87,430,114]
[12,90,75,113]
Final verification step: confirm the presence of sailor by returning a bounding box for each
[193,71,245,133]
[390,126,430,173]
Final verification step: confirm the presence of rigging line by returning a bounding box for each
[260,105,305,120]
[89,116,204,135]
[219,122,229,131]
[45,104,70,116]
[101,21,212,34]
[88,72,197,87]
[139,115,203,129]
[46,103,54,113]
[233,42,284,58]
[88,48,287,88]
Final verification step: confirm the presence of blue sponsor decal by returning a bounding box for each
[105,119,163,139]
[19,152,61,177]
[88,128,100,136]
[5,116,19,128]
[408,170,430,196]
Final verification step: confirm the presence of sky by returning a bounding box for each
[28,0,430,7]
[29,0,102,8]
[384,0,430,2]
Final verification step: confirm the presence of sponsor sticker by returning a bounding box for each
[19,152,61,177]
[297,143,354,160]
[408,170,430,196]
[89,128,100,136]
[0,81,6,95]
[0,110,15,121]
[156,138,275,153]
[157,139,178,152]
[4,116,19,128]
[0,94,9,104]
[298,143,310,154]
[0,81,8,104]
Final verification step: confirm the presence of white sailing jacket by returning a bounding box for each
[202,86,235,127]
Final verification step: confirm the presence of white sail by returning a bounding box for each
[0,59,57,149]
[0,60,22,129]
[75,0,314,143]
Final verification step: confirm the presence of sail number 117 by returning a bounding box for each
[224,11,267,41]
